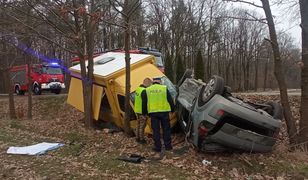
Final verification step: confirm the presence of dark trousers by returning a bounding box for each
[150,112,172,151]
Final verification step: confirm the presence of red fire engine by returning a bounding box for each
[10,63,65,95]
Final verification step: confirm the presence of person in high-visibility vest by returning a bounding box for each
[141,77,175,152]
[134,78,152,144]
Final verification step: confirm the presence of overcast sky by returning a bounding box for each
[232,1,301,47]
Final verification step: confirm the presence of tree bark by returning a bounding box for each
[123,0,134,136]
[261,0,298,143]
[2,42,17,119]
[299,0,308,143]
[254,55,259,91]
[26,54,32,119]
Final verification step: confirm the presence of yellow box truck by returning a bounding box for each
[67,52,177,133]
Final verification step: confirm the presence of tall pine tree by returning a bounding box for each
[194,50,205,81]
[176,55,185,83]
[164,53,174,82]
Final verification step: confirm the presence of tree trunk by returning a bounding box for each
[3,43,17,119]
[261,0,298,143]
[79,52,94,128]
[4,70,16,119]
[263,58,269,91]
[254,57,259,91]
[123,0,134,136]
[27,55,32,119]
[299,0,308,143]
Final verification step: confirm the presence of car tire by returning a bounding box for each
[198,75,225,107]
[200,142,227,153]
[33,85,41,95]
[266,102,283,120]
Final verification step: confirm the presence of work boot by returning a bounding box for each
[165,146,173,151]
[152,147,161,153]
[139,139,147,144]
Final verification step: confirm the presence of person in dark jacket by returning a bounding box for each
[141,77,175,152]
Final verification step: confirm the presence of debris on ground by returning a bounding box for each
[116,154,145,163]
[7,142,64,155]
[202,159,212,166]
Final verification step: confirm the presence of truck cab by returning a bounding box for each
[67,52,176,133]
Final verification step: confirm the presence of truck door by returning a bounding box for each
[67,77,103,120]
[116,94,137,126]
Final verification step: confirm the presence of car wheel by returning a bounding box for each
[200,142,227,153]
[33,85,41,95]
[177,69,193,87]
[266,102,283,120]
[198,75,225,107]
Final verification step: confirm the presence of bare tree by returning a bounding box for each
[0,0,18,120]
[260,0,298,143]
[6,0,106,128]
[299,0,308,143]
[110,0,141,135]
[0,41,17,119]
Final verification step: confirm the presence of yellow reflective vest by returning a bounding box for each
[134,86,145,114]
[146,84,171,113]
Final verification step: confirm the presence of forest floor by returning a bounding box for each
[0,94,307,179]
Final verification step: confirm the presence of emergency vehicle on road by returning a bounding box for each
[10,63,65,95]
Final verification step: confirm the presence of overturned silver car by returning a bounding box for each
[177,72,283,153]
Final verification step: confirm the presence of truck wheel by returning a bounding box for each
[33,85,41,95]
[54,89,61,94]
[198,75,225,107]
[15,86,24,95]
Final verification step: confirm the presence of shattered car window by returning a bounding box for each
[161,76,177,100]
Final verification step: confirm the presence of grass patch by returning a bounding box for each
[59,132,88,157]
[60,143,85,157]
[9,120,26,130]
[64,132,87,143]
[34,96,67,119]
[298,165,308,177]
[0,129,14,143]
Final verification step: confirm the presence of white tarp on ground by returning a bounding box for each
[7,142,64,155]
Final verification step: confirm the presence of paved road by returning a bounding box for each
[234,89,301,96]
[0,93,67,101]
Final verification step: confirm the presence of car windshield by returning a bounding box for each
[161,76,177,99]
[42,67,62,74]
[155,56,164,67]
[131,76,177,104]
